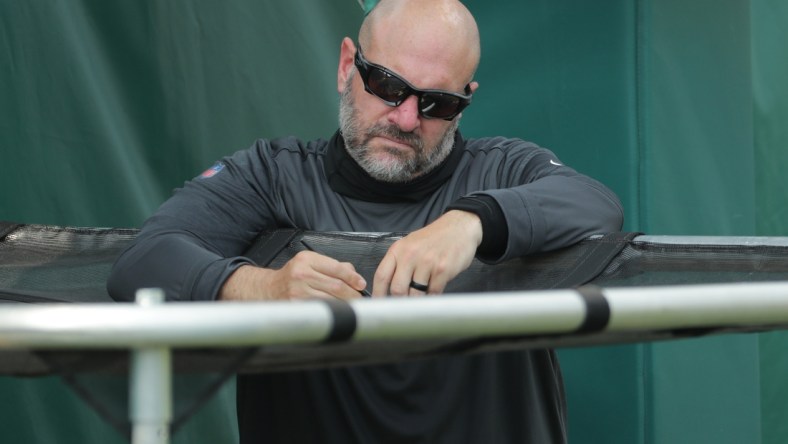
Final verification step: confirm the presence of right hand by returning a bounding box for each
[219,251,367,301]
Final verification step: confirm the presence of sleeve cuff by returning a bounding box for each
[445,195,508,262]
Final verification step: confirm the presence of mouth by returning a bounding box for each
[374,134,415,152]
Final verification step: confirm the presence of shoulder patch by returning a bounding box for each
[199,162,225,179]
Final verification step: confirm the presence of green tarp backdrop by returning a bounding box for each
[1,0,787,442]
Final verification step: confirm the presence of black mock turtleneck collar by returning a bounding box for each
[324,130,465,203]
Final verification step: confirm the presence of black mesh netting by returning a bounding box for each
[246,229,638,294]
[594,239,788,287]
[2,222,788,438]
[0,223,253,437]
[0,223,135,303]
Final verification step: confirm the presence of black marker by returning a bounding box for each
[300,239,371,297]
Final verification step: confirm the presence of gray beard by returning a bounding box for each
[338,76,459,183]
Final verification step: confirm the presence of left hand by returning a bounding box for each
[372,210,483,297]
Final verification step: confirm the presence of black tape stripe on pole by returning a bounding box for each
[575,285,611,333]
[321,299,358,343]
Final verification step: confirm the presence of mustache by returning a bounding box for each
[367,124,423,150]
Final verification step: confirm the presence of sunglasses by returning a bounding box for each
[353,45,472,120]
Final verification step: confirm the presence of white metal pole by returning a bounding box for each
[130,288,172,444]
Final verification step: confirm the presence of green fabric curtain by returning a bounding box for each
[1,0,786,442]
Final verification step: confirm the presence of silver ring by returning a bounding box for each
[409,280,429,292]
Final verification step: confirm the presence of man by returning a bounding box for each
[108,0,623,442]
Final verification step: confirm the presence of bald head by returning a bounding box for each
[358,0,481,83]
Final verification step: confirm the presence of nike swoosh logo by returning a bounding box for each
[550,159,562,166]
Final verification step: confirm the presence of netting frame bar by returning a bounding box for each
[3,282,788,443]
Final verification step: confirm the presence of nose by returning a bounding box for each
[387,95,421,133]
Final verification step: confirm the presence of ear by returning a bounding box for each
[456,81,479,120]
[337,37,357,94]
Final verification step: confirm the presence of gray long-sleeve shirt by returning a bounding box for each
[108,130,623,443]
[108,131,622,302]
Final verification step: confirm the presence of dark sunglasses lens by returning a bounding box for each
[420,93,461,118]
[367,68,410,104]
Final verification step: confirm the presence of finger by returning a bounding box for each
[309,262,365,301]
[289,252,363,300]
[313,259,367,291]
[424,272,448,295]
[388,258,416,297]
[289,273,360,301]
[408,270,431,297]
[372,254,397,297]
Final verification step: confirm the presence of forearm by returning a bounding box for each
[107,231,254,302]
[472,175,623,262]
[219,265,276,301]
